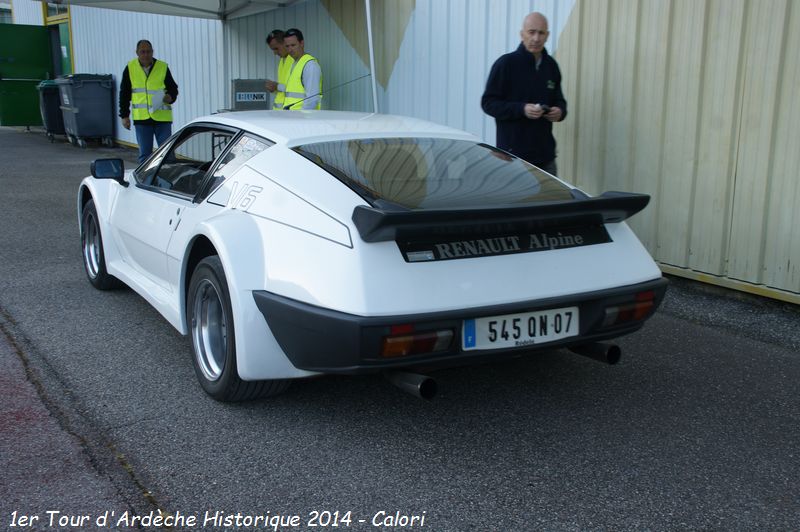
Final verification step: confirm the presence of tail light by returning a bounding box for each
[602,290,656,327]
[381,325,454,358]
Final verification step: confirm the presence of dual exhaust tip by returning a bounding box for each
[385,342,621,400]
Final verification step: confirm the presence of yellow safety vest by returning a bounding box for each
[128,58,173,122]
[283,54,322,110]
[272,55,295,110]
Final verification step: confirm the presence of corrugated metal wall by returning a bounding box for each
[383,0,573,142]
[224,0,574,133]
[225,0,374,112]
[731,0,799,295]
[68,6,224,145]
[553,0,800,301]
[9,0,43,25]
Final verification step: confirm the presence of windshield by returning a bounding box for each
[295,138,573,210]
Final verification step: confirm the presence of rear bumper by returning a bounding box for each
[253,277,668,374]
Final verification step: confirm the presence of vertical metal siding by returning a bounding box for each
[656,0,705,268]
[225,1,372,112]
[68,6,224,146]
[554,0,800,299]
[424,0,449,126]
[688,0,745,276]
[763,1,800,291]
[601,0,637,195]
[391,0,575,141]
[445,1,467,130]
[224,0,567,148]
[727,0,788,282]
[463,0,489,137]
[9,0,43,25]
[625,0,670,252]
[572,0,610,195]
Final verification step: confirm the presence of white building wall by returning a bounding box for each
[385,0,573,142]
[224,0,574,139]
[12,0,576,150]
[225,1,373,113]
[9,0,43,25]
[68,6,224,146]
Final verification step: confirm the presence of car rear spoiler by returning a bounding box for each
[351,191,650,243]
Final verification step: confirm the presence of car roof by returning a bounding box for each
[189,110,478,147]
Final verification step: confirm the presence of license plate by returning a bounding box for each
[462,306,579,350]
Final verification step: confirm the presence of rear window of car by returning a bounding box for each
[294,138,574,210]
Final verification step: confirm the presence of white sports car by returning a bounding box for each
[78,111,667,401]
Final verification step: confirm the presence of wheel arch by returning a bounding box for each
[79,184,93,211]
[77,177,118,232]
[181,214,310,380]
[181,234,219,332]
[77,182,94,231]
[177,215,265,335]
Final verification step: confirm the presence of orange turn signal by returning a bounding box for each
[381,329,453,358]
[602,291,656,327]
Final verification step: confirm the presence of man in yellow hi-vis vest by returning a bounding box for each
[264,30,294,110]
[119,40,179,163]
[282,28,322,110]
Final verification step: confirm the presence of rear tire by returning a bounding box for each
[81,199,121,290]
[187,256,290,401]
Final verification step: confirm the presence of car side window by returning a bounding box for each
[138,129,234,197]
[136,142,171,185]
[200,134,271,198]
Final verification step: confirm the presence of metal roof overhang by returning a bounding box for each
[59,0,304,20]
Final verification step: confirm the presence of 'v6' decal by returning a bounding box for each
[228,182,263,211]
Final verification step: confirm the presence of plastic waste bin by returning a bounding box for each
[56,74,114,148]
[37,80,66,141]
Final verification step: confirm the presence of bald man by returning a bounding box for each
[481,12,567,175]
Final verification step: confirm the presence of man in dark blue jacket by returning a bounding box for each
[481,12,567,175]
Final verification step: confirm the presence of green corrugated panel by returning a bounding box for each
[0,80,43,126]
[0,24,52,126]
[0,23,53,80]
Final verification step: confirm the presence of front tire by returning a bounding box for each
[187,256,289,401]
[81,199,121,290]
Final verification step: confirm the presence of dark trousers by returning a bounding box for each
[135,122,172,164]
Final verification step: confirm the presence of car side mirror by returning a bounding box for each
[91,158,126,186]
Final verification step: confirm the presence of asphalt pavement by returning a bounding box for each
[1,126,799,531]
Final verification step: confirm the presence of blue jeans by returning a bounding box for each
[135,122,172,164]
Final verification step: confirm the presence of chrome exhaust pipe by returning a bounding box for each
[385,371,437,400]
[569,342,622,365]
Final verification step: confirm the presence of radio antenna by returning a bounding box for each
[282,73,373,110]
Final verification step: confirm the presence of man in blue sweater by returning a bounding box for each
[481,12,567,175]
